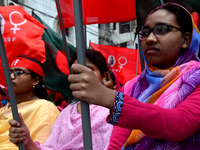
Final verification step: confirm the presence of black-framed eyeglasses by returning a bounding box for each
[139,24,182,40]
[10,70,31,78]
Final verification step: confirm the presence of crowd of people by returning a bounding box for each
[0,2,200,150]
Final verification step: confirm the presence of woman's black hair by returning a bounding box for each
[152,3,193,34]
[30,70,48,100]
[70,49,108,74]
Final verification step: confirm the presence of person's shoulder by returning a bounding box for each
[32,99,58,110]
[32,99,53,105]
[32,99,60,115]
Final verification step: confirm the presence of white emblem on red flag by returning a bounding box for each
[10,11,27,34]
[118,57,127,69]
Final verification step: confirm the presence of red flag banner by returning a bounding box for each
[0,6,46,86]
[90,42,141,85]
[56,0,136,29]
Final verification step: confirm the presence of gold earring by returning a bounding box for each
[33,85,35,88]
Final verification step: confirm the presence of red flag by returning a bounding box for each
[56,0,136,29]
[0,6,46,86]
[90,42,141,85]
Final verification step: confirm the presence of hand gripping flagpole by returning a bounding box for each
[73,0,93,149]
[0,24,25,150]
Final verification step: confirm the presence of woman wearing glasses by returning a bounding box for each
[67,2,200,150]
[0,55,60,150]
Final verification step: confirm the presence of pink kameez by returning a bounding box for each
[36,102,113,150]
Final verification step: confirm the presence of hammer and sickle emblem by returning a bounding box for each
[9,11,27,34]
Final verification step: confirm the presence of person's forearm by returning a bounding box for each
[102,88,116,110]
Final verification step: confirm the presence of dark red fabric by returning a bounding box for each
[90,42,141,85]
[56,0,136,29]
[0,6,46,86]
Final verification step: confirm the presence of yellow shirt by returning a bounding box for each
[0,99,60,150]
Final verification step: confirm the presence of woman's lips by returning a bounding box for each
[145,47,159,54]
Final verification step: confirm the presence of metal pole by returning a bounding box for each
[83,25,87,50]
[55,0,71,74]
[73,0,93,149]
[0,25,25,150]
[138,34,145,71]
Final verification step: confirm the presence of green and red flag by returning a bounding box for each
[33,12,76,99]
[90,42,141,85]
[0,5,46,86]
[55,0,136,29]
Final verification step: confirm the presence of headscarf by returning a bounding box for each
[11,55,44,80]
[123,2,200,149]
[110,69,121,91]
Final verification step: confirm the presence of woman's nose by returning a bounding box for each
[145,32,157,44]
[10,72,15,79]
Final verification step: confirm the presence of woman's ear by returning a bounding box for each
[101,72,108,84]
[182,32,192,49]
[33,76,40,87]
